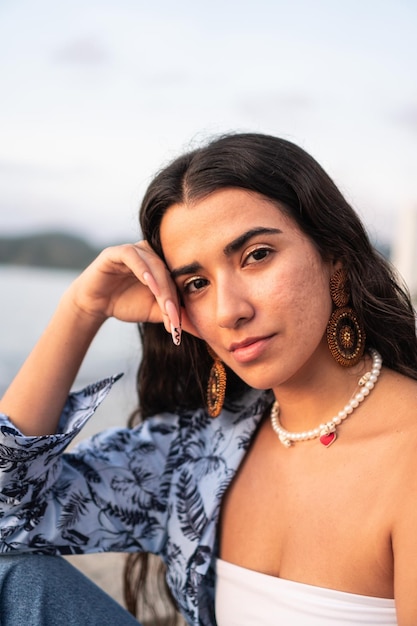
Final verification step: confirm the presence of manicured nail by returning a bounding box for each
[166,299,181,346]
[165,299,180,327]
[143,271,160,297]
[170,323,182,346]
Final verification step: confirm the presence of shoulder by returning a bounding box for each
[368,366,417,427]
[385,371,417,621]
[76,387,271,462]
[369,368,417,463]
[379,368,417,433]
[377,369,417,504]
[355,367,417,497]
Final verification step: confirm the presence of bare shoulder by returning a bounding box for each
[378,367,417,432]
[381,370,417,624]
[367,367,417,479]
[376,368,417,495]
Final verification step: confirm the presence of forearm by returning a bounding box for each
[0,241,182,436]
[0,291,104,436]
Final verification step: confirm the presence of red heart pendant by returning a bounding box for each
[319,431,337,447]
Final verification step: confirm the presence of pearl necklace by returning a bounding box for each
[270,348,382,448]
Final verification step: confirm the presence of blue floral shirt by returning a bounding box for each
[0,378,272,626]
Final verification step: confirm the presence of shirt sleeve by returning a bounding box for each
[0,377,178,557]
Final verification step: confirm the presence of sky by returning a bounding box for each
[0,0,416,251]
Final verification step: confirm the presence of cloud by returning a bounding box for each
[53,36,110,66]
[394,104,417,133]
[0,159,54,177]
[0,159,93,181]
[236,91,315,122]
[140,70,191,89]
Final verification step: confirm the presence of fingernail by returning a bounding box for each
[143,271,160,297]
[165,299,181,346]
[170,323,182,346]
[165,299,180,328]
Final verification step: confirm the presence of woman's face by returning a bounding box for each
[160,188,337,393]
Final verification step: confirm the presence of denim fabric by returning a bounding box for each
[0,379,272,625]
[0,553,140,625]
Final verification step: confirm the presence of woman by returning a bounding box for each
[0,133,416,626]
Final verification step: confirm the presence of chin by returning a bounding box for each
[234,370,279,391]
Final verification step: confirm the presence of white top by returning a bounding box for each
[215,559,397,626]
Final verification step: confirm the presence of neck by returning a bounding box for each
[272,351,374,433]
[270,349,383,447]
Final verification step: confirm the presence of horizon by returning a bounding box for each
[0,0,416,252]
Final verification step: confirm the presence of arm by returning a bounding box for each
[0,241,181,436]
[0,403,179,556]
[391,451,417,626]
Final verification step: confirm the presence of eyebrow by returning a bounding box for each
[170,226,282,279]
[223,227,282,255]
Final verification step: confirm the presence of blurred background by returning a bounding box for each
[0,0,416,609]
[1,0,416,252]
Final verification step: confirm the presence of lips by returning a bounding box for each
[228,335,275,364]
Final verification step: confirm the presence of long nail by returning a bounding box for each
[142,271,160,297]
[165,299,182,346]
[170,323,182,346]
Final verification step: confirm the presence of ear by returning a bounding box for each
[329,257,344,274]
[179,306,204,339]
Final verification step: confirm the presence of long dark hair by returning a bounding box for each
[124,132,417,622]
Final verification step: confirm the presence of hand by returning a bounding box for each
[0,240,186,435]
[66,241,182,344]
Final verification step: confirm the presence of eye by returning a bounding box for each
[243,246,273,266]
[182,276,209,295]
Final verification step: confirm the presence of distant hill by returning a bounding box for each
[0,230,391,271]
[0,232,101,270]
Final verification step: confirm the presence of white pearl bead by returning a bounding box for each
[270,349,382,447]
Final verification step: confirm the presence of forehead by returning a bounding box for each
[160,188,299,265]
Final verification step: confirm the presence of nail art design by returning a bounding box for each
[166,299,182,346]
[171,323,182,346]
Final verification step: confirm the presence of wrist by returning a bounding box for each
[60,283,108,330]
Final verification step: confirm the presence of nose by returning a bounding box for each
[215,276,255,329]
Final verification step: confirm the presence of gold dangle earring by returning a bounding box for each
[206,345,227,418]
[326,268,366,367]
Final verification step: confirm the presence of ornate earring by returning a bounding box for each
[206,346,227,418]
[326,268,366,367]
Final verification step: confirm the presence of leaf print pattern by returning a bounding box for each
[0,379,272,625]
[176,471,208,542]
[58,492,91,530]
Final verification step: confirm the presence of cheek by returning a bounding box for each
[277,260,332,326]
[182,302,214,339]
